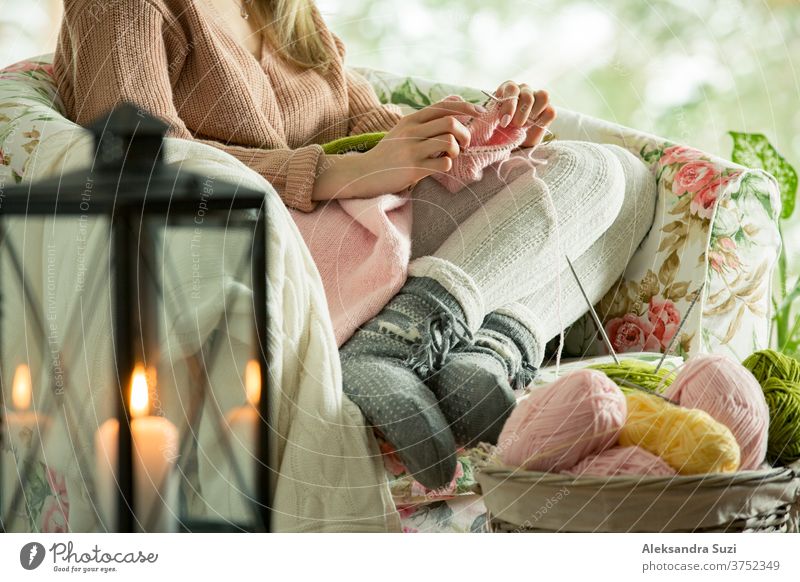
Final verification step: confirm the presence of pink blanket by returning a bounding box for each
[289,193,413,346]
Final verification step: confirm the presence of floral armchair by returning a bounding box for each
[0,58,782,533]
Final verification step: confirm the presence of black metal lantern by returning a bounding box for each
[0,104,270,532]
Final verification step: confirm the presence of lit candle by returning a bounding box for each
[225,359,261,487]
[201,360,262,521]
[95,365,179,532]
[2,365,52,517]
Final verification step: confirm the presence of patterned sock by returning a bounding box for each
[426,312,542,446]
[339,276,472,489]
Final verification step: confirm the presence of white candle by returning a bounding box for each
[94,365,178,532]
[2,365,52,518]
[224,359,261,491]
[201,360,262,522]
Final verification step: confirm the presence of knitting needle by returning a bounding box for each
[653,281,706,373]
[480,89,501,107]
[565,255,621,365]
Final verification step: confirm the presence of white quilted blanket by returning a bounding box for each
[0,59,399,532]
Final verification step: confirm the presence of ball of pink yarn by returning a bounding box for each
[665,354,769,470]
[498,369,626,472]
[563,446,677,477]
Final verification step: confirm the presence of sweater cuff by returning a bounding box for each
[350,104,404,135]
[280,144,324,213]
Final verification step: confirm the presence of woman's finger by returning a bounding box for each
[522,106,557,147]
[420,133,461,159]
[529,89,550,121]
[412,98,486,123]
[510,84,535,128]
[415,116,471,149]
[496,81,520,128]
[420,155,453,174]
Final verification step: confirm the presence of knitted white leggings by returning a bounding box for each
[408,140,657,366]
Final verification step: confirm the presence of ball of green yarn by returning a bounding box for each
[588,359,676,394]
[761,377,800,465]
[742,349,800,384]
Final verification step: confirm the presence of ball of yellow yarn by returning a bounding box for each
[619,391,740,474]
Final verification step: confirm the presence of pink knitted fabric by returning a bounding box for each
[432,96,538,193]
[665,354,769,470]
[498,369,626,472]
[563,446,677,477]
[289,192,413,346]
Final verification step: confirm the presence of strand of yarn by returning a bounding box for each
[619,390,740,475]
[589,359,675,393]
[742,350,800,465]
[665,354,769,470]
[498,369,625,472]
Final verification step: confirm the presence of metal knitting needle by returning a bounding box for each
[565,255,621,365]
[480,89,501,106]
[653,281,706,373]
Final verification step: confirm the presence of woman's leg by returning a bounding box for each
[419,143,656,445]
[408,140,628,332]
[494,144,658,365]
[340,141,643,488]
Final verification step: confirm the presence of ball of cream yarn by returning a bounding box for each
[619,390,740,474]
[499,369,626,472]
[666,354,769,470]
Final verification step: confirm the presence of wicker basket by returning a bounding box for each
[476,461,800,532]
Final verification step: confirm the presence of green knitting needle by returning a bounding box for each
[565,255,621,365]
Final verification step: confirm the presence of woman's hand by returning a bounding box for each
[312,97,485,201]
[492,81,556,148]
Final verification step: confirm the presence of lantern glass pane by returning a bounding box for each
[1,207,263,533]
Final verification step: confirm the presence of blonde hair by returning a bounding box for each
[251,0,335,71]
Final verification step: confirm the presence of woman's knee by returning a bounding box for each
[537,140,626,234]
[601,144,658,245]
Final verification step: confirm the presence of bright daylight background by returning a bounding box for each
[2,0,799,273]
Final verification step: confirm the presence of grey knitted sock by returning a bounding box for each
[339,276,472,489]
[426,312,542,446]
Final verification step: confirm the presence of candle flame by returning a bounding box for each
[130,364,150,419]
[245,359,261,407]
[12,364,32,411]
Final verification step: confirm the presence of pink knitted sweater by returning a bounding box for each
[53,0,403,212]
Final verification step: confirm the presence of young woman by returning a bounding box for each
[54,0,656,489]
